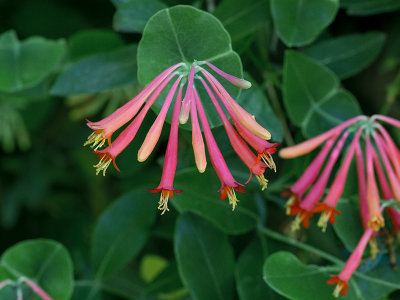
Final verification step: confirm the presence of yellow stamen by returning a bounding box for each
[291,214,304,232]
[368,216,385,232]
[261,153,276,172]
[369,236,379,259]
[256,175,268,191]
[158,190,172,215]
[333,281,344,298]
[84,130,107,150]
[94,155,112,176]
[317,211,331,233]
[285,196,295,215]
[226,188,239,211]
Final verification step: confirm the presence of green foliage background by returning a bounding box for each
[0,0,399,299]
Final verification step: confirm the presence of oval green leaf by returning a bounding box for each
[113,0,167,33]
[305,32,386,79]
[236,238,283,300]
[341,0,400,16]
[283,51,362,138]
[214,0,270,42]
[174,213,235,300]
[0,30,66,93]
[137,5,243,128]
[50,44,137,95]
[91,189,157,279]
[0,239,73,300]
[270,0,339,47]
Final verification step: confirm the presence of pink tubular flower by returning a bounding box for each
[84,63,184,149]
[201,68,271,140]
[138,76,182,162]
[314,129,363,231]
[202,74,278,171]
[327,228,375,297]
[194,89,244,210]
[148,88,182,214]
[200,77,268,190]
[92,73,177,175]
[355,144,370,230]
[85,60,276,212]
[179,63,195,124]
[204,61,252,89]
[282,133,338,214]
[289,132,349,231]
[279,116,366,159]
[365,135,385,231]
[373,133,400,200]
[190,92,207,173]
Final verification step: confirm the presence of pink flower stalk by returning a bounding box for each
[92,72,177,175]
[22,277,53,300]
[194,89,244,210]
[201,68,271,140]
[373,150,393,200]
[289,132,349,231]
[202,74,278,171]
[283,133,339,214]
[279,116,366,159]
[84,63,184,149]
[204,61,252,89]
[327,227,375,297]
[365,136,385,231]
[148,88,182,214]
[179,63,195,124]
[314,129,363,231]
[200,78,268,190]
[138,76,182,162]
[190,93,207,173]
[0,280,11,290]
[85,60,275,212]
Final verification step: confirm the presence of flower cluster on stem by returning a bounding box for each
[84,61,278,213]
[280,115,400,297]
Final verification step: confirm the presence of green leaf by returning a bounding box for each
[236,238,284,300]
[174,213,235,300]
[304,32,386,79]
[270,0,339,47]
[263,251,400,300]
[0,239,73,300]
[283,51,362,138]
[113,0,167,33]
[238,73,283,142]
[137,5,243,128]
[333,198,364,251]
[214,0,270,42]
[91,189,157,279]
[171,168,259,235]
[68,29,125,61]
[50,44,137,95]
[0,30,66,93]
[263,252,344,300]
[341,0,400,16]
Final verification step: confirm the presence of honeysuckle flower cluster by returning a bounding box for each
[280,115,400,297]
[84,61,277,213]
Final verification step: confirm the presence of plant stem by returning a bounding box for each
[257,225,343,265]
[264,78,295,146]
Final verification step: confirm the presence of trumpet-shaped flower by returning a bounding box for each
[84,60,276,211]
